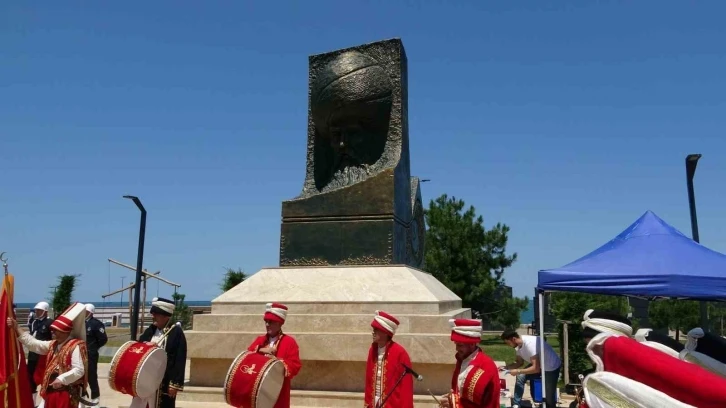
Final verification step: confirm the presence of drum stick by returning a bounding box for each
[157,322,182,343]
[427,389,442,405]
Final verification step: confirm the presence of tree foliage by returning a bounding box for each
[220,267,248,293]
[648,300,700,341]
[647,300,726,339]
[495,296,531,330]
[424,194,527,328]
[171,292,194,330]
[51,274,79,318]
[549,293,629,383]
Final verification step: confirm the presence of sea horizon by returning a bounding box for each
[16,299,536,325]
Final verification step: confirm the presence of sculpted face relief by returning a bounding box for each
[311,51,392,192]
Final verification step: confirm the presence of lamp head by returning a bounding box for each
[686,154,702,179]
[123,195,145,212]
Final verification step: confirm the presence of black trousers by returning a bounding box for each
[27,356,39,392]
[157,383,176,408]
[88,353,100,399]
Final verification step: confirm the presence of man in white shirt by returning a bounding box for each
[500,330,561,408]
[7,302,89,408]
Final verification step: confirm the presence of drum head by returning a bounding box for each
[255,360,285,408]
[135,347,168,398]
[224,351,286,408]
[109,341,167,399]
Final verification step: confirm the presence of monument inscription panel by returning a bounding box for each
[280,38,425,268]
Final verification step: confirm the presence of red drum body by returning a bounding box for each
[224,351,285,408]
[109,341,168,398]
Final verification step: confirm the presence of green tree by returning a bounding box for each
[424,194,527,327]
[494,296,530,329]
[649,300,700,341]
[171,292,194,330]
[549,293,629,383]
[51,274,79,318]
[220,267,248,293]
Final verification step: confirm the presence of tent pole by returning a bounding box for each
[539,290,547,408]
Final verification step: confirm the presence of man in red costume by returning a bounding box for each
[8,302,89,408]
[364,310,414,408]
[247,303,302,408]
[440,319,500,408]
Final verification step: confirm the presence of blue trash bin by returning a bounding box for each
[530,378,558,405]
[531,378,543,403]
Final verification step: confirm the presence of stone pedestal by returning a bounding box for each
[181,265,470,407]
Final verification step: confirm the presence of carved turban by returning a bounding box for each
[310,51,393,136]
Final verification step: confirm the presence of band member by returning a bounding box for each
[364,311,414,408]
[27,301,54,405]
[7,302,89,408]
[84,303,108,405]
[440,319,499,408]
[500,329,561,408]
[247,303,302,408]
[130,297,187,408]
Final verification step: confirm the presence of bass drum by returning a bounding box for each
[108,341,168,398]
[224,350,285,408]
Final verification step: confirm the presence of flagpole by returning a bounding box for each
[2,253,22,407]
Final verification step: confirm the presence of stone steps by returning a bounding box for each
[174,386,518,408]
[192,309,470,334]
[176,387,453,407]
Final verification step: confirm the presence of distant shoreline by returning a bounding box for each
[17,299,537,323]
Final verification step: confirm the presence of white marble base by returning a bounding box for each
[184,265,470,400]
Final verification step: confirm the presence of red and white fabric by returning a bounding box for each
[680,349,726,379]
[633,329,681,359]
[583,371,696,408]
[264,302,288,324]
[586,332,726,407]
[449,319,482,344]
[371,311,399,337]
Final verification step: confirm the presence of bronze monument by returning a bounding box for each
[280,38,425,268]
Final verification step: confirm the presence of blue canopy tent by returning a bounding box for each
[539,210,726,300]
[533,210,726,406]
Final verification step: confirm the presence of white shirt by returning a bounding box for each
[19,332,84,385]
[374,345,385,405]
[516,335,561,372]
[457,349,479,395]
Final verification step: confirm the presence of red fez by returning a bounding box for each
[450,318,482,344]
[50,315,73,333]
[371,311,400,337]
[264,302,288,324]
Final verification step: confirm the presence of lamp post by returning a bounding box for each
[685,154,708,329]
[124,195,147,340]
[120,276,126,305]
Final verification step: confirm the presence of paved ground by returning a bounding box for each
[35,361,567,408]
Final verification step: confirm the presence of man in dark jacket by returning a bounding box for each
[85,303,108,405]
[130,297,187,408]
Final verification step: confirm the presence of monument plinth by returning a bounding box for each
[182,39,470,408]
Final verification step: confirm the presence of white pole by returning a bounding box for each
[563,322,570,389]
[539,291,547,408]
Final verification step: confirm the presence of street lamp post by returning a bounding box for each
[685,154,708,329]
[124,195,147,341]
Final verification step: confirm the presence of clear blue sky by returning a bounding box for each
[2,1,725,304]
